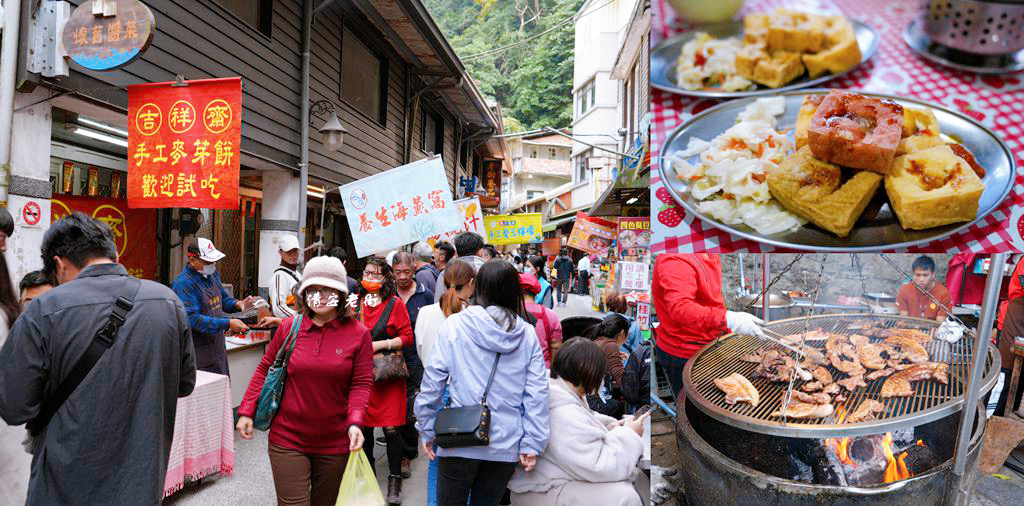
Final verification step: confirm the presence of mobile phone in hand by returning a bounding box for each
[633,404,653,418]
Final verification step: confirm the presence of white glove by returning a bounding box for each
[726,310,766,338]
[936,317,965,343]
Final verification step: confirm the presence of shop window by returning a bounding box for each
[576,149,591,182]
[341,28,387,125]
[577,80,595,117]
[421,108,444,155]
[213,0,272,36]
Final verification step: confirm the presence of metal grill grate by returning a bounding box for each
[683,314,999,438]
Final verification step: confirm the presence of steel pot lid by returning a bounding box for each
[739,293,794,308]
[863,292,896,302]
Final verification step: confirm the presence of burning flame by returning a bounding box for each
[882,432,912,483]
[825,406,855,466]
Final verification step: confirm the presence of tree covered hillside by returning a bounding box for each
[424,0,583,131]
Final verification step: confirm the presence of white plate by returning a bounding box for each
[651,19,879,98]
[657,90,1016,252]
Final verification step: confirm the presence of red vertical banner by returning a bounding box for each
[126,77,242,209]
[481,159,502,207]
[51,195,158,279]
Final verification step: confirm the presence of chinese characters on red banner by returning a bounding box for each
[126,77,241,209]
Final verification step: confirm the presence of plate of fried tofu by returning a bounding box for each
[657,89,1015,251]
[653,9,878,97]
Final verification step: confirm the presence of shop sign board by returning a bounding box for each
[567,212,616,258]
[619,261,649,292]
[51,195,158,279]
[483,213,542,245]
[126,77,242,209]
[542,237,561,256]
[481,159,502,206]
[636,302,651,331]
[62,0,156,71]
[425,197,485,247]
[340,156,461,258]
[616,217,650,262]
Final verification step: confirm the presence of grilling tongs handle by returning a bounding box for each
[759,328,807,359]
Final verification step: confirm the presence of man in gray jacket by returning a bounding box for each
[0,212,196,505]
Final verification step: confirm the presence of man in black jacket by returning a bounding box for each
[553,250,575,306]
[0,212,196,505]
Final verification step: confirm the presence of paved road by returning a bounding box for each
[164,294,606,505]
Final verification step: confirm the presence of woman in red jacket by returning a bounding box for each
[236,256,373,506]
[652,254,764,398]
[358,257,415,505]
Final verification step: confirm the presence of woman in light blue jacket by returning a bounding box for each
[415,261,550,506]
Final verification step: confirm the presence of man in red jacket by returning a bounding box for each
[653,254,765,398]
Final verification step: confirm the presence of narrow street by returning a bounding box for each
[164,294,605,505]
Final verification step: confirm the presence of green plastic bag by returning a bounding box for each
[337,449,385,506]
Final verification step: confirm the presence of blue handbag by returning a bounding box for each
[253,315,303,431]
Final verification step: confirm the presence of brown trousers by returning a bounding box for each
[268,444,347,506]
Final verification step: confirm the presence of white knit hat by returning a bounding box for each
[296,256,349,297]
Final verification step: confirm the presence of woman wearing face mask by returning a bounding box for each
[236,256,373,506]
[358,257,414,505]
[412,259,476,506]
[415,261,550,506]
[526,256,554,309]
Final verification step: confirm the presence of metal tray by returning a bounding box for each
[651,19,879,98]
[656,90,1016,252]
[683,314,1000,438]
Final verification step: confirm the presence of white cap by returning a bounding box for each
[278,234,300,252]
[195,237,225,262]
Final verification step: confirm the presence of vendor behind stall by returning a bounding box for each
[897,256,951,322]
[652,254,765,398]
[172,238,260,375]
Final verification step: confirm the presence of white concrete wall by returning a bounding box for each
[257,171,300,291]
[6,88,54,287]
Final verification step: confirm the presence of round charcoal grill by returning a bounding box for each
[683,314,1000,438]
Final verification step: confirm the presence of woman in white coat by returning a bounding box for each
[507,337,650,505]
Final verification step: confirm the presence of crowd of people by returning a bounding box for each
[0,210,649,506]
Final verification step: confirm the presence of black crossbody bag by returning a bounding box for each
[434,353,501,448]
[26,277,142,437]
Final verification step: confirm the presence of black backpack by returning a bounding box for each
[620,343,651,409]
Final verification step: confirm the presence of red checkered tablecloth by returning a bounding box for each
[163,370,235,498]
[651,0,1024,253]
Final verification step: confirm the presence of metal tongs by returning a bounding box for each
[761,328,807,359]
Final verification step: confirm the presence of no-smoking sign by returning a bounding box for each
[22,201,41,226]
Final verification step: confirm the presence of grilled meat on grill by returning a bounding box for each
[802,381,825,392]
[754,350,813,382]
[866,368,895,380]
[885,328,933,344]
[792,391,832,405]
[883,335,930,363]
[837,375,867,392]
[771,401,835,419]
[880,362,948,398]
[812,366,834,385]
[847,399,886,423]
[713,373,761,407]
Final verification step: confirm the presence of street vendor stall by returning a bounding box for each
[162,371,235,498]
[668,253,1005,505]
